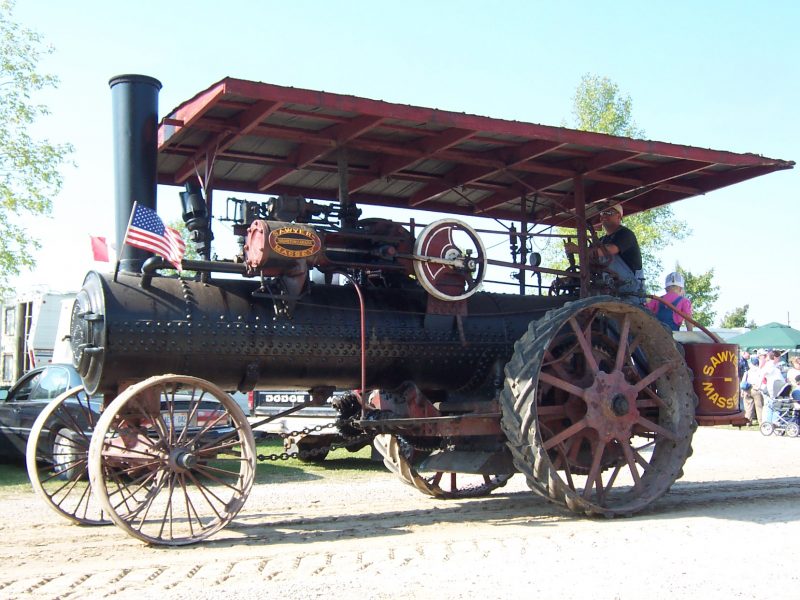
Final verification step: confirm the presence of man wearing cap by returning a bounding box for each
[565,203,644,298]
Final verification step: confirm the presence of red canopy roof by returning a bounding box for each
[157,77,793,225]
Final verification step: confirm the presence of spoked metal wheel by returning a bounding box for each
[88,374,256,545]
[760,421,774,436]
[26,386,110,525]
[785,422,799,437]
[500,296,697,517]
[374,434,511,499]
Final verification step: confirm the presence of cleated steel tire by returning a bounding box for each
[500,296,697,517]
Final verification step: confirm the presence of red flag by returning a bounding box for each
[90,236,110,262]
[123,204,186,271]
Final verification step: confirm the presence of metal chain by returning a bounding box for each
[256,420,372,462]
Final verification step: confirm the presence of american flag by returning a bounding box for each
[123,203,186,270]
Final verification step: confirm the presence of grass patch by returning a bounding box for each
[252,438,383,484]
[0,458,34,493]
[0,437,385,497]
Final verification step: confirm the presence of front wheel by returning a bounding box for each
[760,421,774,436]
[88,375,256,545]
[500,296,697,517]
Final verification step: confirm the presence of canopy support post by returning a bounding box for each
[573,175,589,298]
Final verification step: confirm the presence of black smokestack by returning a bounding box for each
[109,74,162,273]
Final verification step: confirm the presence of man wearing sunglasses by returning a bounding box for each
[565,203,644,300]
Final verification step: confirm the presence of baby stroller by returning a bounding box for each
[760,381,800,437]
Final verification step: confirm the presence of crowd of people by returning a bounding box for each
[738,349,800,426]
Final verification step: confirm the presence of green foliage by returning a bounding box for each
[169,220,201,261]
[571,74,644,138]
[621,209,689,293]
[720,304,752,328]
[549,73,690,291]
[0,1,72,290]
[169,219,199,278]
[677,264,719,327]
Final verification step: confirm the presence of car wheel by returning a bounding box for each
[52,427,83,481]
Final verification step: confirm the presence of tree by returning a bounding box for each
[564,74,691,291]
[719,305,757,328]
[677,264,718,327]
[168,219,200,279]
[0,1,72,290]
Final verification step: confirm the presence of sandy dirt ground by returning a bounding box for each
[0,427,798,600]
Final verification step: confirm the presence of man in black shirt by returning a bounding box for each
[565,203,644,299]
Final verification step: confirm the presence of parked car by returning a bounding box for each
[250,390,370,461]
[0,364,243,466]
[0,364,101,461]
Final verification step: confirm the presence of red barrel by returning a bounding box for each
[682,342,740,417]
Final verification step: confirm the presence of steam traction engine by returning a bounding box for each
[26,75,792,545]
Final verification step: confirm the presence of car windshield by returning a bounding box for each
[30,367,70,401]
[11,372,43,402]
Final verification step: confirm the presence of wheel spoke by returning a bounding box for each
[194,439,242,456]
[191,464,247,495]
[638,385,669,410]
[636,416,678,442]
[536,404,569,419]
[543,349,572,380]
[542,418,589,452]
[539,372,586,399]
[183,411,232,447]
[582,439,605,499]
[179,474,198,538]
[632,361,679,392]
[159,473,179,541]
[619,439,642,491]
[613,315,631,373]
[603,463,622,496]
[184,471,226,520]
[568,317,599,374]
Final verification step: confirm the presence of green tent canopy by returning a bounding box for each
[727,322,800,350]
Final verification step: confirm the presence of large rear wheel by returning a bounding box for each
[500,296,696,516]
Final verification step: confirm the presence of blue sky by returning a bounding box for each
[13,0,799,326]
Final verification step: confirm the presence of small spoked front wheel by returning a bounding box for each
[88,375,256,546]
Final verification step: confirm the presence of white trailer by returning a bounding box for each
[0,292,75,385]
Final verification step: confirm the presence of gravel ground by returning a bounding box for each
[0,426,798,599]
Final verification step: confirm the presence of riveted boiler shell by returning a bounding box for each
[71,271,566,395]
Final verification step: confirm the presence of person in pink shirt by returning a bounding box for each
[646,272,693,331]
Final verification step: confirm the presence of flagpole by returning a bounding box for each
[115,201,138,282]
[121,201,138,248]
